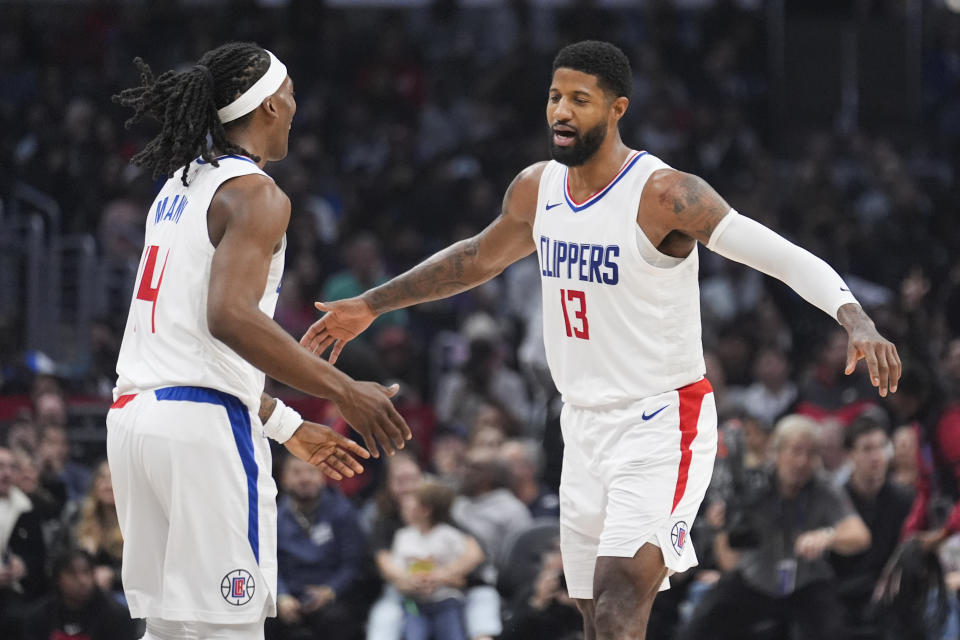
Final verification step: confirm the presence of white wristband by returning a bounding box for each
[262,398,302,443]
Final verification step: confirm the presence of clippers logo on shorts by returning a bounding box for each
[221,569,256,606]
[670,521,688,556]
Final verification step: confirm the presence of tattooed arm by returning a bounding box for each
[639,168,901,397]
[301,163,545,361]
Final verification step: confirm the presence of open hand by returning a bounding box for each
[284,421,370,480]
[838,303,902,397]
[300,297,377,365]
[337,382,411,457]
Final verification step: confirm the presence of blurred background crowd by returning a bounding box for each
[3,0,960,638]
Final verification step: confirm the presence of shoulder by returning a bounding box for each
[641,168,704,209]
[213,172,289,216]
[885,482,916,509]
[503,161,550,210]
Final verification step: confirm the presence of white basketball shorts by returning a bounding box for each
[559,378,717,599]
[106,386,278,625]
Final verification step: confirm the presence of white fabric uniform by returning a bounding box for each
[533,151,717,597]
[107,155,283,625]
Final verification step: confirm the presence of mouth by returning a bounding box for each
[552,123,577,147]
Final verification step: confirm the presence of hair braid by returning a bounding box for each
[113,42,271,185]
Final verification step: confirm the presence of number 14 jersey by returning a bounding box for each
[114,156,284,412]
[533,150,705,408]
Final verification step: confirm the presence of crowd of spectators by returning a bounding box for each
[4,0,960,638]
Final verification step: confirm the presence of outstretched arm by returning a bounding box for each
[640,168,901,396]
[302,163,545,361]
[207,175,410,457]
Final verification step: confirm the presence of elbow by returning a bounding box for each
[839,521,872,555]
[207,300,245,346]
[853,526,872,554]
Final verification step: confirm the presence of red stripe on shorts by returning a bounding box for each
[671,378,713,514]
[111,394,137,409]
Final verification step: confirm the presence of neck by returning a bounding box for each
[414,520,433,534]
[565,135,632,197]
[849,472,884,497]
[292,494,321,513]
[778,476,806,499]
[515,479,539,505]
[225,129,270,169]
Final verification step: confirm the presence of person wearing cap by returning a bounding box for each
[109,43,412,639]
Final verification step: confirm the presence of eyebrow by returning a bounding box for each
[550,88,593,96]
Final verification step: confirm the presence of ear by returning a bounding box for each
[262,96,279,120]
[611,96,629,122]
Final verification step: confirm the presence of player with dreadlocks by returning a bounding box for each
[303,40,901,639]
[108,42,411,639]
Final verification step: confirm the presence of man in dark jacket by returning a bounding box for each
[269,455,366,640]
[23,548,137,640]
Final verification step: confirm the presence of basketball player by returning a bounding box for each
[108,43,411,639]
[301,41,901,640]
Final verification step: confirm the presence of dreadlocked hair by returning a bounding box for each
[112,42,271,185]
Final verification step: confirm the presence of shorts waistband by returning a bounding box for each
[565,378,712,411]
[110,386,245,410]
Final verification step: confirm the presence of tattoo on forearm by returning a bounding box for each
[367,238,481,313]
[662,174,729,242]
[258,393,277,423]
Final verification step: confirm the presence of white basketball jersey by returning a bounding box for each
[114,155,284,411]
[533,150,705,407]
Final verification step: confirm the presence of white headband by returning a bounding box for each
[217,50,288,124]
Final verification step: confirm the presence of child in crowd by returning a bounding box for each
[386,482,483,640]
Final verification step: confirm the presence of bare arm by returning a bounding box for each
[302,162,545,361]
[207,177,352,396]
[363,163,544,314]
[434,535,485,586]
[206,176,410,456]
[795,515,871,559]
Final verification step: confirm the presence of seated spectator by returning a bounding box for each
[37,424,91,508]
[831,414,914,638]
[363,451,425,542]
[385,482,484,640]
[680,415,871,640]
[60,460,122,596]
[890,424,919,490]
[739,347,798,427]
[6,408,39,453]
[452,448,532,567]
[365,451,427,640]
[818,417,852,488]
[499,540,581,640]
[467,419,505,457]
[795,328,877,424]
[270,456,366,640]
[430,429,467,489]
[435,329,532,435]
[0,446,46,637]
[500,439,559,520]
[321,233,409,338]
[22,548,137,640]
[12,447,61,528]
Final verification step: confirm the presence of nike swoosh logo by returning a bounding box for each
[840,287,849,292]
[642,405,669,421]
[545,202,563,211]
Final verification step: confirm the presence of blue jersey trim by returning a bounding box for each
[563,151,648,213]
[153,386,260,564]
[195,154,257,166]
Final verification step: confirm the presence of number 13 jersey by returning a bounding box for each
[533,150,705,408]
[114,156,284,412]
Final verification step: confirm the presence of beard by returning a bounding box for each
[549,121,607,167]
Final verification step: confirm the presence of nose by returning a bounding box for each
[553,97,573,122]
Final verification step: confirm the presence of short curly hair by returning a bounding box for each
[552,40,632,99]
